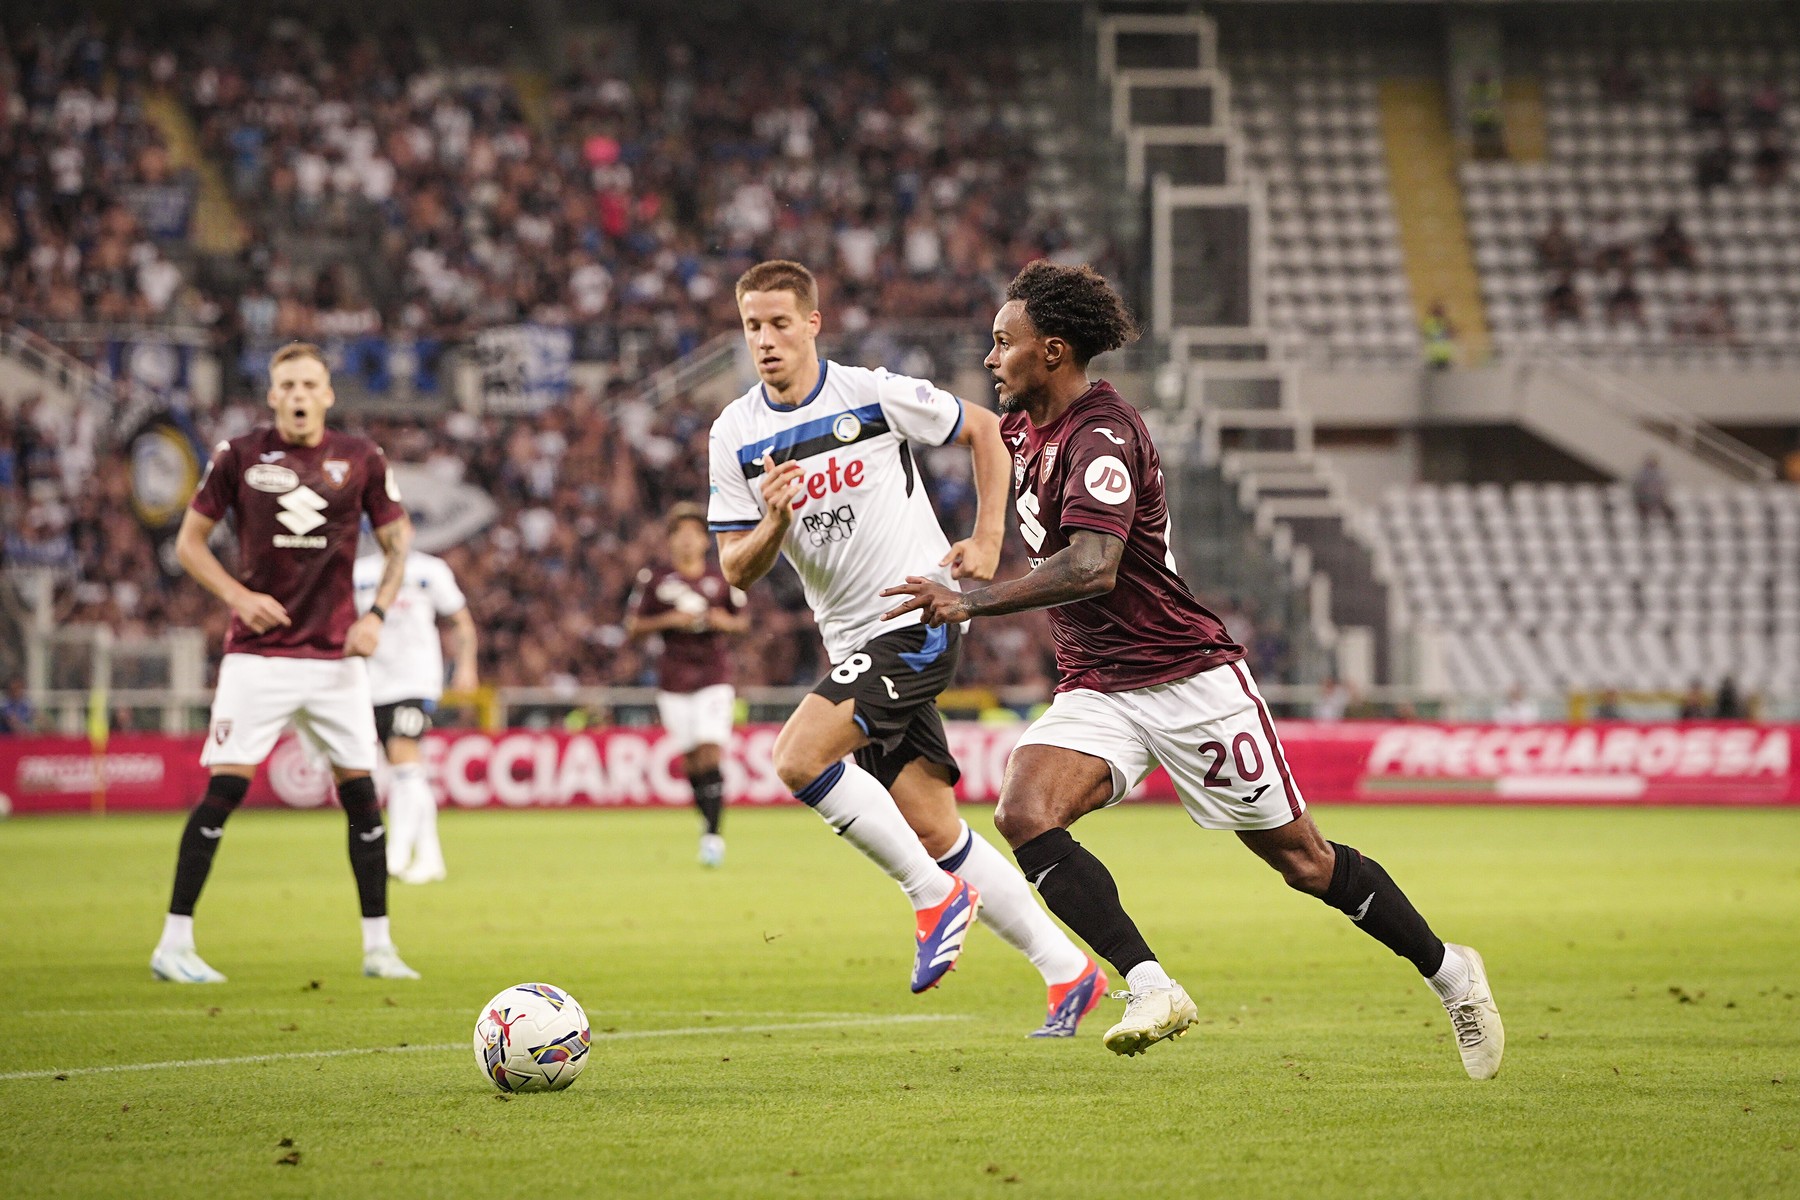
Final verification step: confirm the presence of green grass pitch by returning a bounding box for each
[1,803,1797,1199]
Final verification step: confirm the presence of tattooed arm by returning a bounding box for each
[880,530,1123,626]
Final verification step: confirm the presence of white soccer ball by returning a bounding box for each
[472,983,591,1092]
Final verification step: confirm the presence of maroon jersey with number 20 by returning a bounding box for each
[190,427,406,658]
[1000,380,1244,693]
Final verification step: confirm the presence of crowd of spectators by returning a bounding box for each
[0,13,1266,708]
[167,15,1081,380]
[1534,209,1745,344]
[0,22,207,329]
[6,370,1298,703]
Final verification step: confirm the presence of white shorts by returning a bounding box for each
[1013,660,1305,831]
[656,684,735,753]
[202,653,379,772]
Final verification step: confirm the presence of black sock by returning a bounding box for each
[339,776,387,919]
[168,775,251,916]
[1323,841,1446,976]
[690,768,724,836]
[1013,828,1157,979]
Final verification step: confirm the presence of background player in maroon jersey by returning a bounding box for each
[883,263,1503,1077]
[626,502,749,866]
[149,342,420,984]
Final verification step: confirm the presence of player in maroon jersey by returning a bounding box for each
[626,502,749,866]
[149,342,421,984]
[883,263,1503,1077]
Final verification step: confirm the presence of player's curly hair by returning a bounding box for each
[1005,261,1139,366]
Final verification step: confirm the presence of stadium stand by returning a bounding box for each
[1461,14,1800,363]
[1375,482,1800,701]
[1227,45,1418,362]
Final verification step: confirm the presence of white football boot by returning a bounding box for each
[698,833,726,868]
[362,945,421,980]
[150,947,227,984]
[1102,982,1199,1057]
[1438,944,1504,1080]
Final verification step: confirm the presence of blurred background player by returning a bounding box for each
[625,502,748,866]
[710,260,1107,1032]
[353,545,478,884]
[151,343,420,983]
[885,263,1502,1073]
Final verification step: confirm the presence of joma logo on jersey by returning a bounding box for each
[273,486,329,547]
[789,455,866,509]
[801,504,857,546]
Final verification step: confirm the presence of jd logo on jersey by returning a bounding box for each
[1084,456,1132,505]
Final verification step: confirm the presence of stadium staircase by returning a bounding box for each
[1455,356,1776,485]
[1500,78,1549,163]
[1377,79,1492,364]
[143,89,245,256]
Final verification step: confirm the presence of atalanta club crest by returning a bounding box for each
[322,459,351,488]
[213,720,232,745]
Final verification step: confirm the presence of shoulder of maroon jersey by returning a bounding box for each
[326,430,383,459]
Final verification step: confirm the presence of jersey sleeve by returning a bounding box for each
[352,556,379,614]
[707,427,764,532]
[424,558,467,616]
[189,440,239,520]
[362,445,407,528]
[876,370,965,447]
[1056,421,1140,542]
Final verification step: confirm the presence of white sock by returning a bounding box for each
[799,761,953,909]
[361,916,391,953]
[1426,944,1472,1000]
[1126,961,1173,993]
[939,821,1090,985]
[385,764,422,874]
[395,765,443,873]
[158,913,194,953]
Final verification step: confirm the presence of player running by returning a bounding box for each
[626,502,749,867]
[352,546,478,884]
[882,262,1503,1075]
[709,260,1107,1033]
[150,342,421,983]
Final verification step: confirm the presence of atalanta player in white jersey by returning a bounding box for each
[884,263,1503,1075]
[710,261,1107,1032]
[151,342,421,984]
[353,548,477,884]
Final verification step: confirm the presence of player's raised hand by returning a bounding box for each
[880,576,970,627]
[231,590,291,633]
[941,533,1001,581]
[344,611,383,657]
[758,451,804,522]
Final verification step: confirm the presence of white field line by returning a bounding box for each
[17,1008,874,1020]
[0,1014,968,1082]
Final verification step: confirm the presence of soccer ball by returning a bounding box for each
[472,983,591,1092]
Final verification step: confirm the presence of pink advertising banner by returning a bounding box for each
[1,722,1793,815]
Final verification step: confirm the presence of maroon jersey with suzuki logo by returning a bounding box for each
[190,427,406,658]
[625,562,745,693]
[1000,380,1244,693]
